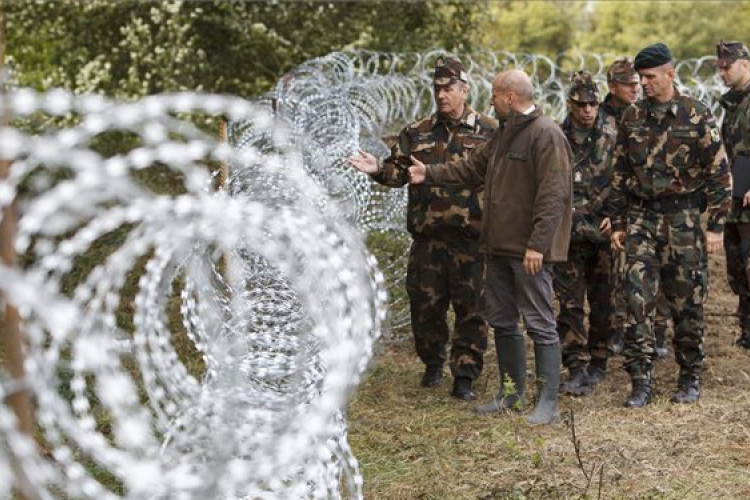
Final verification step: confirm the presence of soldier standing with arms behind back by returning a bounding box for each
[610,43,731,408]
[555,71,618,397]
[349,56,497,400]
[717,41,750,349]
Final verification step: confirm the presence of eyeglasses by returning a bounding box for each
[572,101,599,109]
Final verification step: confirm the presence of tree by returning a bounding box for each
[3,0,489,99]
[577,1,750,60]
[479,1,585,56]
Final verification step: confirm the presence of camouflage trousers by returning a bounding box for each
[724,222,750,333]
[553,240,617,369]
[623,207,707,381]
[406,236,488,380]
[613,256,671,343]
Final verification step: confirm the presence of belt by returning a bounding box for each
[630,193,702,213]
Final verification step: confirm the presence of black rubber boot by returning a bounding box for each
[587,358,607,385]
[526,343,561,426]
[421,364,443,388]
[560,365,593,396]
[451,377,476,401]
[624,371,653,408]
[474,333,525,414]
[670,375,700,404]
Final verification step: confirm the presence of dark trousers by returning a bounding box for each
[553,240,617,369]
[724,222,750,333]
[485,255,558,344]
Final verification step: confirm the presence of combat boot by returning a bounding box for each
[586,358,607,386]
[526,342,561,426]
[735,331,750,349]
[654,325,668,359]
[559,365,593,396]
[451,377,476,401]
[474,333,525,414]
[670,375,700,404]
[610,332,624,356]
[624,374,652,408]
[421,364,443,388]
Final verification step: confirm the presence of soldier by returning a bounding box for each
[717,41,750,349]
[349,56,497,400]
[601,58,672,359]
[408,69,573,426]
[555,71,618,396]
[610,43,731,407]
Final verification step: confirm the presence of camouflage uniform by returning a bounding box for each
[718,42,750,346]
[373,102,497,380]
[610,87,731,384]
[554,72,619,372]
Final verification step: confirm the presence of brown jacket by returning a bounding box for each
[426,108,573,262]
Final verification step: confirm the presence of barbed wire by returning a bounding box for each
[0,89,386,499]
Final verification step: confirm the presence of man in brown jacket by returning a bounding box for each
[409,69,573,425]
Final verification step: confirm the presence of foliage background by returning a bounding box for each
[6,0,750,100]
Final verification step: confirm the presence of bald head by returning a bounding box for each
[491,69,535,118]
[496,70,534,101]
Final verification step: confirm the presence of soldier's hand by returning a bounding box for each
[348,149,379,174]
[743,190,750,207]
[523,248,543,275]
[611,230,626,252]
[599,217,612,238]
[408,156,427,184]
[706,231,723,253]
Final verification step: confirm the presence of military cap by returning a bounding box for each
[433,55,468,86]
[568,71,599,102]
[634,43,673,71]
[716,40,750,65]
[607,57,639,84]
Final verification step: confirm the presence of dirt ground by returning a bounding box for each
[348,251,750,499]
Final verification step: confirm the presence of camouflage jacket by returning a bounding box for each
[720,81,750,224]
[609,87,731,233]
[372,106,498,239]
[560,111,617,242]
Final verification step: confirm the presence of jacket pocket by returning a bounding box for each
[666,130,698,169]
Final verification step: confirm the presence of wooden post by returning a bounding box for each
[0,3,34,499]
[217,120,228,189]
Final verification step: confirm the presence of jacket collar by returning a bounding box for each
[601,93,629,121]
[431,105,477,130]
[720,80,750,110]
[644,85,680,118]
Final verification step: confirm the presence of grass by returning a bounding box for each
[347,251,750,500]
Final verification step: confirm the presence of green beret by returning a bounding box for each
[634,43,673,71]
